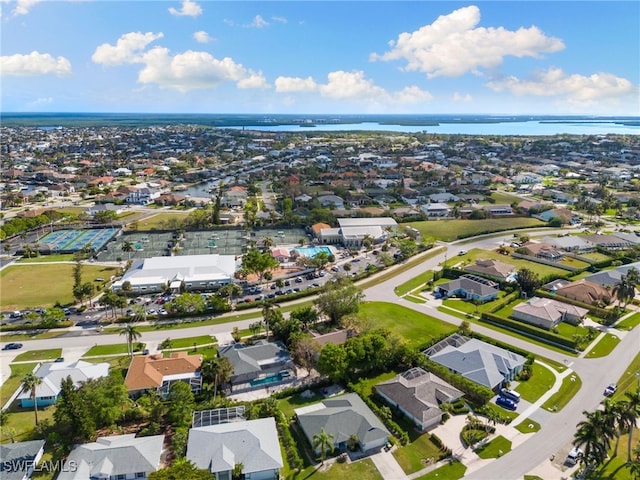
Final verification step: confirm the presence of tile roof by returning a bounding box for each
[124,352,202,391]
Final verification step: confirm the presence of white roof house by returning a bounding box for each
[57,434,164,480]
[187,417,283,480]
[111,254,237,294]
[316,217,398,247]
[18,360,109,408]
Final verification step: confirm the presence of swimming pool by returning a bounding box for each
[249,372,288,387]
[294,246,333,258]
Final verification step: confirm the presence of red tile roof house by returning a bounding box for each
[124,352,203,397]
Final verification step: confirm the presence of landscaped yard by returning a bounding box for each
[514,362,556,403]
[16,253,76,263]
[1,405,56,444]
[541,372,582,412]
[402,218,546,242]
[1,363,38,407]
[294,458,383,480]
[393,433,444,474]
[13,348,62,363]
[584,333,621,358]
[452,248,570,278]
[413,460,466,480]
[610,351,640,399]
[358,302,457,348]
[160,335,216,349]
[475,435,512,459]
[514,418,541,434]
[616,311,640,331]
[82,343,142,357]
[0,263,119,310]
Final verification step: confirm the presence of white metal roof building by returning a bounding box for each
[111,254,238,294]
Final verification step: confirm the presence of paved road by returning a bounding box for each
[2,226,638,479]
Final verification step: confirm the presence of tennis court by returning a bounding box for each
[38,228,120,253]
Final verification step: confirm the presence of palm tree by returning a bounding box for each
[262,237,274,249]
[573,409,614,469]
[613,274,636,308]
[201,356,234,400]
[119,323,142,358]
[121,240,134,260]
[622,386,640,462]
[312,428,335,465]
[21,373,43,425]
[261,300,280,339]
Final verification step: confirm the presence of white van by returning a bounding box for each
[500,387,521,403]
[566,447,582,465]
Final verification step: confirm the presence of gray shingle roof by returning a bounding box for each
[56,434,164,480]
[295,393,389,449]
[218,340,290,377]
[187,418,283,475]
[0,440,45,480]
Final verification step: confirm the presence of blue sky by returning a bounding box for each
[1,1,639,115]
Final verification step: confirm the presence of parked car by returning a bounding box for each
[566,447,583,466]
[2,343,23,350]
[604,384,617,397]
[54,357,65,363]
[496,396,517,411]
[500,388,521,403]
[458,250,468,256]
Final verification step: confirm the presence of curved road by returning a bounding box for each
[2,227,638,479]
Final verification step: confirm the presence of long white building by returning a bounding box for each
[318,217,398,247]
[111,254,238,294]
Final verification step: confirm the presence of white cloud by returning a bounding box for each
[249,15,269,28]
[193,31,213,43]
[168,0,202,17]
[137,47,264,92]
[237,72,269,89]
[271,16,287,24]
[453,92,473,102]
[0,51,71,76]
[26,96,53,108]
[275,70,432,106]
[485,67,636,105]
[92,32,164,66]
[275,76,318,93]
[4,0,41,17]
[371,5,565,78]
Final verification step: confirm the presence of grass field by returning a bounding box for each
[16,254,76,263]
[616,311,640,331]
[0,263,119,310]
[82,343,138,356]
[413,460,466,480]
[402,218,546,242]
[584,333,621,358]
[294,458,383,480]
[514,362,556,403]
[542,372,582,412]
[1,363,38,407]
[514,418,541,434]
[358,302,457,348]
[393,433,443,474]
[133,212,190,231]
[453,248,571,279]
[475,435,512,459]
[13,348,62,362]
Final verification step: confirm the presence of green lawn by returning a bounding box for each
[541,372,582,412]
[616,311,640,331]
[160,335,216,349]
[584,333,621,358]
[133,212,190,231]
[293,458,383,480]
[13,348,62,362]
[402,218,546,242]
[82,343,141,356]
[1,406,56,444]
[514,362,556,403]
[453,248,570,278]
[1,363,39,407]
[392,249,446,296]
[0,263,118,310]
[475,435,512,459]
[514,418,541,434]
[358,302,457,348]
[442,292,513,316]
[278,391,326,420]
[610,352,640,400]
[393,434,443,474]
[16,254,76,263]
[413,460,466,480]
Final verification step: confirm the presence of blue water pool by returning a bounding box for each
[294,246,332,258]
[249,372,288,387]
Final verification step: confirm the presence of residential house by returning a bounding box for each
[536,208,581,225]
[187,417,283,480]
[581,234,633,250]
[375,368,463,431]
[57,434,164,480]
[295,393,390,453]
[18,360,109,408]
[553,279,613,306]
[436,274,500,303]
[521,241,565,261]
[317,194,345,209]
[511,297,588,329]
[218,340,294,389]
[421,202,451,218]
[429,192,460,203]
[463,259,514,281]
[221,189,248,208]
[541,235,593,253]
[483,204,513,216]
[423,334,526,391]
[124,352,203,397]
[0,440,45,480]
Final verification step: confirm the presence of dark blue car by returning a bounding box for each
[496,396,517,411]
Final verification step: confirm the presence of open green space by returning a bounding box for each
[514,362,556,403]
[0,331,67,342]
[358,302,457,348]
[541,372,582,412]
[453,248,570,278]
[0,263,118,311]
[584,333,621,358]
[13,348,62,362]
[487,191,524,205]
[1,405,56,444]
[474,435,512,459]
[82,343,141,357]
[514,418,541,434]
[402,218,546,242]
[393,433,443,474]
[610,352,640,400]
[159,335,216,349]
[616,311,640,331]
[1,363,38,407]
[294,458,383,480]
[413,460,466,480]
[442,292,514,317]
[557,256,591,269]
[579,252,612,263]
[16,254,76,263]
[82,356,132,370]
[133,212,190,231]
